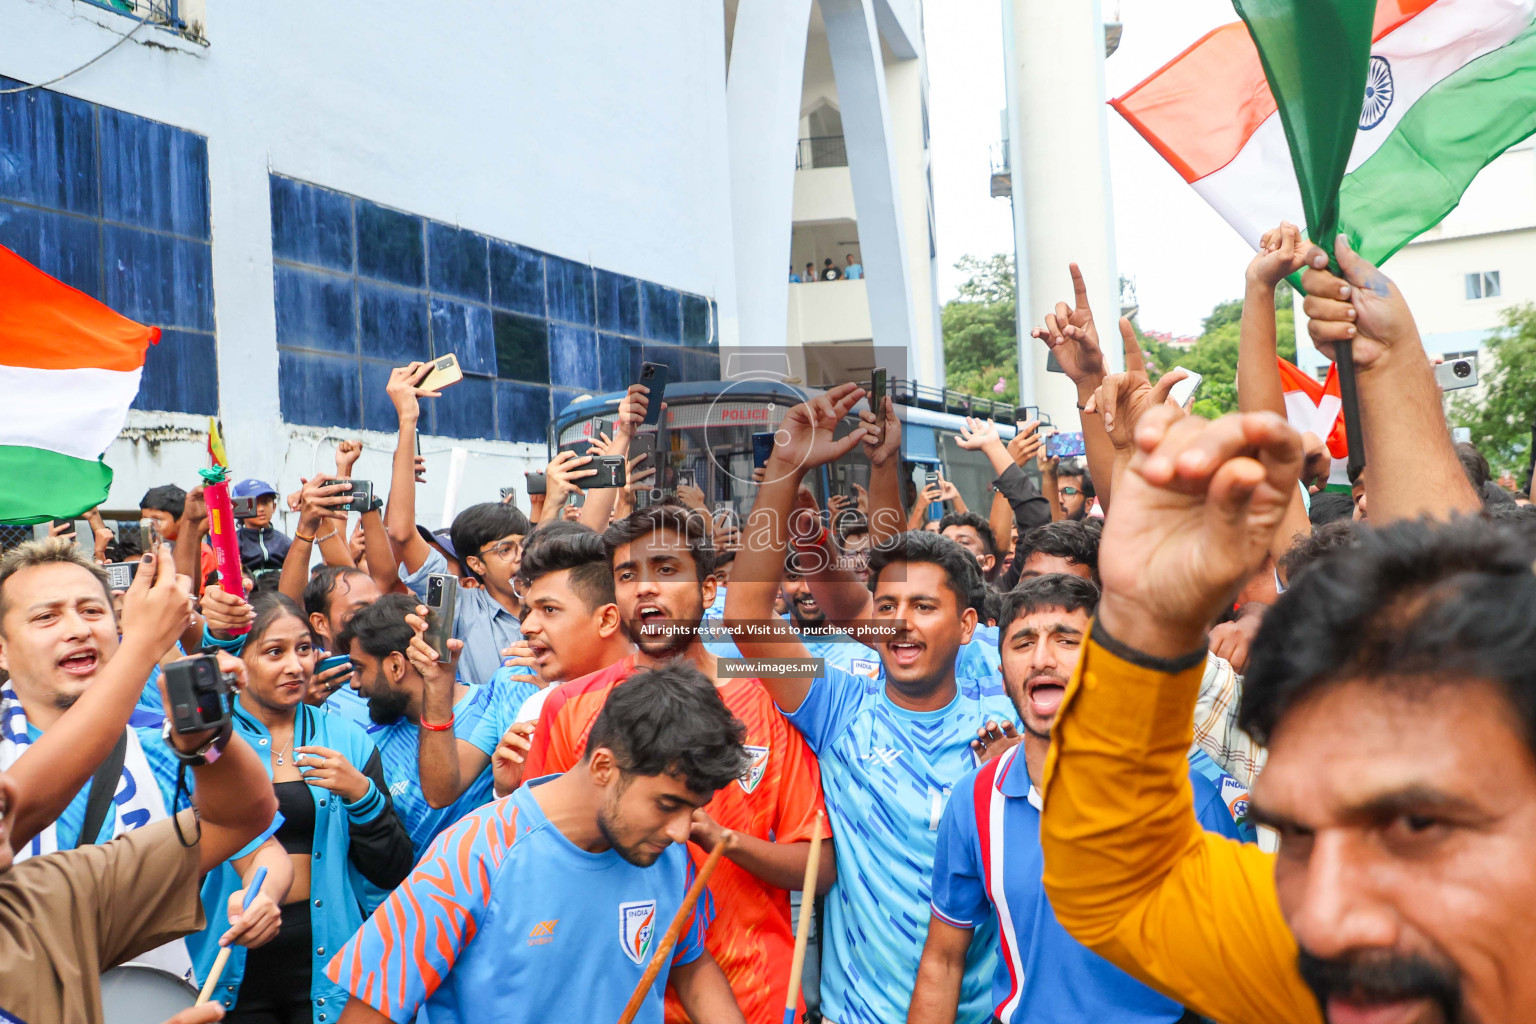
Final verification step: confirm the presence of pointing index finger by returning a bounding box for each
[1069,263,1090,309]
[1119,318,1146,375]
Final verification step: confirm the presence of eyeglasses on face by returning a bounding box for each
[479,538,523,561]
[1059,486,1082,497]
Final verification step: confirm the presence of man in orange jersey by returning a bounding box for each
[524,504,837,1024]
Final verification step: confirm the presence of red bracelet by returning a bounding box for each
[793,526,830,550]
[420,714,455,732]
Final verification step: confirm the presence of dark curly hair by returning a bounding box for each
[1241,516,1536,747]
[586,661,748,795]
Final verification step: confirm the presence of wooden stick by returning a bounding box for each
[616,835,732,1024]
[196,865,267,1006]
[783,811,825,1024]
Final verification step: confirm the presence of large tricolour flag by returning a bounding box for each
[0,246,159,524]
[1113,0,1536,264]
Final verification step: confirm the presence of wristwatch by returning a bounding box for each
[162,718,234,766]
[368,495,385,514]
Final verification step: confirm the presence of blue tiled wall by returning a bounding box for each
[0,78,217,415]
[272,175,719,444]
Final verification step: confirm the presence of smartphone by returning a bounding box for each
[752,432,775,470]
[525,471,547,496]
[104,561,139,591]
[870,368,888,447]
[924,470,944,522]
[1045,431,1087,459]
[630,430,658,472]
[140,517,165,557]
[590,456,627,489]
[712,501,739,534]
[558,438,595,461]
[321,478,374,513]
[424,573,459,664]
[639,362,670,427]
[500,486,516,502]
[1014,405,1040,424]
[316,653,353,686]
[1435,357,1479,391]
[230,495,260,519]
[419,353,464,392]
[676,468,696,490]
[1168,367,1203,409]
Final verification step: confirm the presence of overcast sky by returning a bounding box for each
[925,0,1260,336]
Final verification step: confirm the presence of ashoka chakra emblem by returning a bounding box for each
[1360,55,1394,130]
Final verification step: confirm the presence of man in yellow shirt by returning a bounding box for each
[1039,238,1536,1024]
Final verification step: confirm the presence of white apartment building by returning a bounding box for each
[1,0,940,528]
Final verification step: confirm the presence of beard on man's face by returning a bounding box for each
[1297,948,1463,1024]
[364,669,412,726]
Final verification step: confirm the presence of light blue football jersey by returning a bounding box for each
[782,665,1018,1024]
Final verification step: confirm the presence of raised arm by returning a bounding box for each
[279,476,353,605]
[1302,237,1480,523]
[1039,408,1318,1024]
[358,506,402,596]
[1241,223,1313,571]
[383,362,439,575]
[726,384,868,713]
[406,614,490,808]
[1031,263,1114,507]
[6,546,192,851]
[578,384,648,531]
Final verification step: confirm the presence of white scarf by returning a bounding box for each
[0,685,192,979]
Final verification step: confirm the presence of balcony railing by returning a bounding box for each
[891,379,1033,424]
[80,0,186,31]
[796,135,849,170]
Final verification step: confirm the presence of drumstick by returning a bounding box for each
[783,811,825,1024]
[196,866,268,1006]
[616,835,732,1024]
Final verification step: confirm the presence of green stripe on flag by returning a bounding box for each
[1344,20,1536,267]
[0,446,113,525]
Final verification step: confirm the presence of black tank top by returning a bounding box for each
[271,781,315,855]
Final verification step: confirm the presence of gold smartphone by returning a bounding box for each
[419,353,463,392]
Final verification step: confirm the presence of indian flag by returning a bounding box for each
[1113,0,1536,264]
[0,245,159,524]
[1279,359,1346,458]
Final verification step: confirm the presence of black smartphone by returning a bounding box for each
[752,432,775,469]
[322,478,375,513]
[590,456,626,489]
[558,438,595,461]
[630,430,658,471]
[525,471,547,496]
[639,362,670,427]
[870,369,888,448]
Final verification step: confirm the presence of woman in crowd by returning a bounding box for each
[206,591,415,1024]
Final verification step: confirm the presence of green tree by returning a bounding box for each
[1139,291,1296,419]
[943,254,1018,405]
[1451,303,1536,481]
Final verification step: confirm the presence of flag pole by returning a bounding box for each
[783,812,825,1024]
[1333,339,1366,480]
[616,834,732,1024]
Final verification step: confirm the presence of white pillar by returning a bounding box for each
[1006,0,1120,426]
[822,0,922,381]
[726,0,816,354]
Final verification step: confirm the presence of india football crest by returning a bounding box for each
[739,745,770,794]
[619,900,657,966]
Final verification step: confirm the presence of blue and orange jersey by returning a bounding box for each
[527,657,829,1024]
[327,779,710,1024]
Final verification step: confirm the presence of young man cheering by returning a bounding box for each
[908,574,1243,1024]
[524,506,835,1024]
[726,382,1020,1024]
[413,523,631,808]
[330,666,749,1024]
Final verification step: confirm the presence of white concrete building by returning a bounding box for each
[727,0,941,391]
[1292,141,1536,397]
[1,0,940,530]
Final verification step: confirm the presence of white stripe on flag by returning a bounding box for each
[0,365,143,461]
[1194,0,1533,248]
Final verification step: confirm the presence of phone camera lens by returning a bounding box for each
[1454,361,1471,378]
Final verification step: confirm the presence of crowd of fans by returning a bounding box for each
[2,223,1534,1024]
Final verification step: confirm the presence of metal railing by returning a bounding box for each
[796,135,849,170]
[891,379,1032,424]
[80,0,184,30]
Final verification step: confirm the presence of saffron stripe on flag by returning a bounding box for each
[1111,0,1441,183]
[0,446,113,524]
[0,246,159,371]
